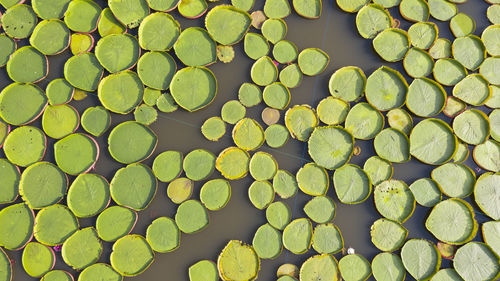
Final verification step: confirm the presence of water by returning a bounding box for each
[0,0,493,280]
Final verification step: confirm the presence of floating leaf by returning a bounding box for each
[283,218,313,254]
[110,235,154,276]
[409,118,457,165]
[61,227,102,270]
[108,121,157,164]
[146,217,179,253]
[217,240,260,281]
[401,239,441,281]
[453,242,500,281]
[96,206,137,242]
[19,162,67,209]
[374,180,415,223]
[370,218,407,252]
[205,5,251,45]
[22,242,55,277]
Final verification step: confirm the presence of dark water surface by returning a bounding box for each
[0,0,494,280]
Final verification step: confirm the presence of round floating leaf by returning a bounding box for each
[189,260,218,281]
[399,0,429,21]
[216,147,250,179]
[299,254,339,281]
[62,227,102,270]
[339,254,371,281]
[298,48,329,76]
[356,4,392,39]
[452,35,486,71]
[68,32,94,56]
[170,67,217,112]
[491,109,500,142]
[428,0,457,21]
[387,108,413,135]
[217,240,260,281]
[283,218,312,254]
[0,34,16,67]
[403,47,435,78]
[480,57,500,85]
[264,0,291,19]
[252,223,283,259]
[183,149,215,181]
[205,5,251,45]
[473,140,500,172]
[293,0,321,18]
[32,0,72,20]
[296,163,329,196]
[365,66,408,111]
[265,124,289,148]
[430,38,452,59]
[0,83,47,126]
[251,56,278,86]
[98,8,126,37]
[374,128,410,163]
[363,156,393,186]
[487,5,500,24]
[34,204,78,246]
[285,105,318,141]
[262,83,290,110]
[3,126,46,167]
[108,0,149,28]
[1,4,37,39]
[42,105,79,139]
[261,18,287,44]
[308,126,354,170]
[174,27,216,66]
[134,104,157,125]
[239,83,262,107]
[138,12,179,51]
[110,163,157,211]
[54,134,98,175]
[453,141,469,163]
[372,252,405,281]
[137,52,176,91]
[63,0,100,33]
[311,223,343,254]
[453,242,500,281]
[232,118,265,151]
[273,40,298,64]
[370,218,407,252]
[175,200,208,234]
[178,0,207,18]
[248,180,275,209]
[483,221,500,257]
[373,29,410,62]
[266,201,291,230]
[333,164,371,204]
[426,198,477,245]
[262,107,280,126]
[345,102,384,140]
[30,20,70,55]
[221,100,246,125]
[200,179,231,211]
[316,97,349,125]
[156,92,178,113]
[19,162,67,209]
[453,74,491,106]
[232,0,254,11]
[22,242,55,277]
[453,109,490,145]
[110,235,154,277]
[482,25,500,57]
[430,268,463,281]
[328,66,366,102]
[374,180,415,223]
[202,117,226,141]
[244,33,270,61]
[279,63,303,88]
[406,78,446,117]
[433,58,467,86]
[6,46,48,83]
[410,118,458,165]
[273,169,299,199]
[408,22,438,49]
[0,203,34,250]
[64,53,104,91]
[40,270,73,281]
[152,151,183,183]
[409,178,441,207]
[143,88,161,106]
[81,106,111,137]
[46,79,74,106]
[108,121,157,164]
[450,13,475,37]
[0,159,19,204]
[249,152,278,181]
[67,173,110,218]
[401,239,441,281]
[96,206,137,242]
[474,172,500,219]
[486,85,500,109]
[146,217,179,253]
[146,0,179,11]
[304,196,335,223]
[95,34,140,73]
[79,263,121,281]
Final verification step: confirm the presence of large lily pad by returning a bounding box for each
[110,163,157,211]
[3,126,46,167]
[110,235,154,276]
[345,102,385,140]
[373,29,410,62]
[63,0,100,33]
[453,242,500,281]
[401,239,441,281]
[6,46,48,83]
[328,66,366,102]
[365,66,408,111]
[252,223,282,259]
[293,0,321,19]
[406,78,446,117]
[0,203,34,250]
[374,180,415,223]
[0,83,47,126]
[374,128,410,163]
[452,35,486,71]
[232,118,265,151]
[54,133,98,175]
[64,53,103,91]
[474,172,500,220]
[174,27,216,66]
[355,4,392,39]
[473,140,500,172]
[371,253,405,281]
[299,254,339,281]
[22,242,55,277]
[205,5,251,45]
[108,121,157,164]
[138,12,179,51]
[33,204,78,246]
[311,223,343,254]
[370,218,407,252]
[217,240,260,281]
[96,206,137,242]
[333,164,371,204]
[170,67,217,112]
[285,105,318,141]
[67,173,110,218]
[409,118,457,165]
[146,217,179,253]
[95,34,140,73]
[108,0,149,28]
[339,254,371,281]
[61,227,102,270]
[308,126,354,170]
[1,4,37,39]
[19,162,67,209]
[283,218,313,254]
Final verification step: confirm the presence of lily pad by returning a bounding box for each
[482,25,500,57]
[273,169,299,199]
[409,118,457,165]
[333,164,371,204]
[95,34,140,73]
[284,105,318,141]
[152,151,182,183]
[433,58,467,86]
[452,35,486,71]
[266,201,291,230]
[202,117,226,141]
[40,270,73,281]
[170,67,217,112]
[189,260,218,281]
[403,47,435,78]
[387,108,413,135]
[308,126,354,170]
[216,147,250,179]
[110,163,157,211]
[175,200,209,234]
[304,196,336,223]
[453,242,500,281]
[265,124,289,148]
[283,218,313,254]
[450,13,476,37]
[110,235,154,276]
[32,0,71,19]
[108,121,157,164]
[22,242,55,277]
[252,223,283,259]
[244,33,270,60]
[316,97,349,125]
[64,53,104,91]
[146,217,180,253]
[108,0,149,28]
[406,78,446,117]
[430,38,452,59]
[178,0,207,18]
[480,56,500,85]
[183,149,216,181]
[374,128,410,163]
[453,74,491,106]
[19,162,67,209]
[1,4,37,39]
[273,40,298,64]
[409,178,441,207]
[298,48,329,76]
[408,22,438,49]
[453,109,490,145]
[401,239,441,281]
[0,203,34,250]
[30,20,70,55]
[205,5,251,46]
[81,106,111,137]
[96,206,137,242]
[238,83,262,108]
[482,221,500,257]
[279,63,303,88]
[474,172,500,219]
[428,0,457,21]
[0,159,19,204]
[248,180,275,209]
[69,32,95,55]
[399,0,429,22]
[232,0,254,11]
[443,96,467,118]
[345,103,384,140]
[487,5,500,24]
[371,252,405,281]
[232,118,265,151]
[264,0,291,18]
[6,46,48,83]
[299,254,339,281]
[363,156,393,186]
[221,100,246,125]
[138,12,179,51]
[339,254,371,281]
[356,4,392,39]
[261,18,287,44]
[453,141,469,163]
[296,163,329,196]
[430,268,464,281]
[67,173,110,218]
[42,105,79,139]
[249,152,278,181]
[34,204,78,246]
[63,0,100,32]
[365,66,408,111]
[0,34,16,67]
[373,29,410,62]
[486,85,500,108]
[251,56,278,86]
[474,140,500,172]
[98,8,126,37]
[217,240,260,281]
[200,179,231,211]
[61,227,102,270]
[46,79,74,106]
[374,180,415,223]
[370,218,407,251]
[293,0,321,19]
[3,126,46,167]
[137,52,176,91]
[78,263,122,281]
[0,83,47,126]
[328,66,366,102]
[54,133,98,175]
[311,223,343,254]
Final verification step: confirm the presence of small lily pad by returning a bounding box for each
[200,179,231,211]
[110,163,157,211]
[264,0,291,18]
[328,66,366,102]
[387,108,413,135]
[252,223,283,259]
[304,196,335,223]
[428,0,457,21]
[406,78,446,117]
[251,56,278,86]
[311,223,343,254]
[308,125,354,170]
[78,263,122,281]
[336,0,369,12]
[261,18,287,44]
[266,201,291,230]
[0,159,19,204]
[6,46,48,83]
[46,79,74,106]
[189,260,218,281]
[443,96,467,118]
[134,104,158,125]
[480,56,500,85]
[401,239,441,281]
[32,0,71,20]
[174,27,216,66]
[263,82,290,110]
[239,83,262,107]
[98,8,126,37]
[371,252,405,281]
[178,0,207,18]
[40,270,73,281]
[450,13,475,37]
[298,48,329,76]
[216,147,250,179]
[452,35,486,71]
[279,63,303,88]
[64,0,100,32]
[0,83,47,126]
[170,67,217,112]
[474,172,500,219]
[408,178,441,207]
[152,151,183,182]
[365,66,408,111]
[202,117,226,141]
[3,126,46,167]
[217,240,260,281]
[408,22,438,49]
[373,28,410,62]
[482,25,500,57]
[453,74,491,106]
[399,0,429,22]
[403,47,435,78]
[217,45,235,63]
[138,12,180,51]
[42,105,79,139]
[232,0,254,11]
[374,128,410,163]
[409,118,457,165]
[431,269,463,281]
[0,203,34,250]
[81,106,111,137]
[433,58,467,86]
[473,140,500,172]
[273,40,298,64]
[221,100,246,125]
[265,124,289,148]
[283,218,312,254]
[453,109,490,145]
[430,38,452,59]
[175,200,209,234]
[1,4,37,39]
[54,134,98,175]
[284,105,318,141]
[487,5,500,24]
[249,152,278,181]
[363,156,393,186]
[262,107,280,126]
[110,235,154,276]
[316,97,349,125]
[248,180,275,209]
[62,227,102,270]
[95,34,140,73]
[67,173,110,218]
[137,51,176,91]
[345,102,384,140]
[108,0,149,28]
[293,0,321,18]
[453,242,500,281]
[146,217,179,253]
[374,180,415,223]
[96,206,137,242]
[108,121,157,164]
[183,149,216,181]
[273,169,299,199]
[356,4,392,39]
[0,34,16,67]
[232,118,265,151]
[370,218,407,251]
[30,20,70,55]
[205,5,251,45]
[19,162,67,209]
[333,164,371,204]
[300,254,339,281]
[296,163,329,196]
[64,53,104,91]
[156,93,178,113]
[339,254,372,281]
[34,204,78,246]
[482,221,500,257]
[244,33,270,60]
[22,242,55,277]
[167,178,193,204]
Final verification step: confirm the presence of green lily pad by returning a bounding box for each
[183,149,216,181]
[42,105,79,139]
[374,128,410,163]
[401,239,441,281]
[110,235,154,276]
[300,254,339,281]
[425,198,477,245]
[0,203,34,250]
[137,52,176,91]
[491,109,500,142]
[265,124,289,148]
[273,169,299,199]
[328,66,366,102]
[336,0,369,12]
[22,242,55,277]
[339,254,371,281]
[453,141,469,163]
[450,13,475,37]
[316,97,349,125]
[67,173,110,218]
[374,180,415,223]
[78,263,122,281]
[482,25,500,57]
[387,108,413,135]
[373,28,410,62]
[189,260,218,281]
[232,118,265,151]
[108,121,157,164]
[61,227,102,270]
[34,204,78,246]
[215,147,250,179]
[487,5,500,24]
[170,67,217,112]
[363,156,393,186]
[428,0,457,21]
[293,0,321,18]
[409,118,458,165]
[474,172,500,219]
[370,218,407,252]
[284,105,318,141]
[399,0,429,22]
[40,270,73,281]
[221,100,246,125]
[167,178,193,204]
[261,18,287,44]
[0,159,19,204]
[308,125,354,170]
[216,45,235,63]
[430,268,464,281]
[110,163,157,211]
[3,126,46,167]
[433,58,467,86]
[238,83,262,107]
[54,133,98,175]
[45,79,74,106]
[146,0,179,11]
[63,0,100,32]
[333,164,371,204]
[202,117,226,141]
[19,162,67,209]
[453,74,491,106]
[249,152,278,181]
[406,78,446,117]
[365,66,408,111]
[311,223,343,254]
[408,22,438,49]
[453,242,500,281]
[356,4,392,39]
[178,0,207,18]
[452,35,486,71]
[244,33,270,61]
[482,221,500,257]
[266,201,291,230]
[251,56,278,86]
[273,40,298,64]
[264,0,291,18]
[138,12,179,51]
[69,32,94,55]
[371,253,405,281]
[81,106,111,137]
[0,34,16,67]
[0,83,47,126]
[408,178,441,207]
[32,0,71,19]
[96,206,137,242]
[156,92,178,113]
[217,240,260,281]
[252,223,282,259]
[298,48,329,76]
[232,0,254,11]
[345,102,384,140]
[403,47,435,78]
[1,4,37,39]
[143,88,161,106]
[146,217,179,253]
[64,53,103,91]
[175,200,209,234]
[279,63,303,88]
[296,163,329,196]
[473,140,500,172]
[205,5,251,45]
[486,85,500,108]
[134,104,157,125]
[430,38,452,59]
[30,20,70,55]
[248,180,275,209]
[98,8,126,37]
[304,196,335,223]
[453,109,490,145]
[480,56,500,85]
[263,82,290,110]
[200,179,231,211]
[283,218,313,254]
[95,34,140,73]
[6,46,48,83]
[108,0,149,28]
